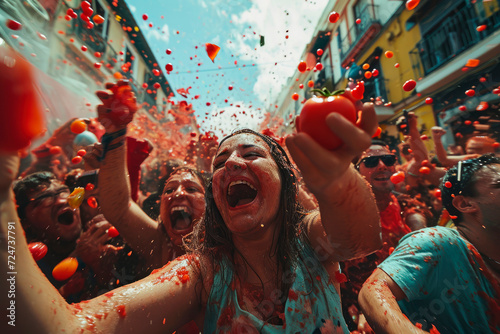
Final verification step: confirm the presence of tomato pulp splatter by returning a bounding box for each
[205,43,221,62]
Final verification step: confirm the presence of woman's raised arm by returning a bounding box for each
[286,101,382,262]
[1,152,202,333]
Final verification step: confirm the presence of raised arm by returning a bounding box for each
[405,115,446,187]
[286,101,382,262]
[431,126,479,167]
[359,269,428,334]
[87,81,164,263]
[1,154,202,333]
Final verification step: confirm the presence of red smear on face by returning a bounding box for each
[205,43,221,62]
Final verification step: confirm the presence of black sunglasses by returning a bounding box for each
[359,155,397,168]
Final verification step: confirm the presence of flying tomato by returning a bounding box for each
[52,257,79,281]
[107,226,120,238]
[406,0,420,10]
[403,79,417,92]
[465,89,475,97]
[390,171,405,184]
[28,242,48,261]
[328,11,340,23]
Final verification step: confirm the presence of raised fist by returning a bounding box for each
[96,80,138,132]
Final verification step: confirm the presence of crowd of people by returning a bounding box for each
[1,79,499,334]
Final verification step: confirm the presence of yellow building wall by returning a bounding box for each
[354,8,421,106]
[353,7,439,147]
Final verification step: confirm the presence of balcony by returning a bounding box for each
[410,3,500,78]
[72,14,107,53]
[60,1,107,54]
[340,5,382,67]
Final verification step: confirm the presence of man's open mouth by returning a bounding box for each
[227,180,257,208]
[57,208,75,225]
[170,206,193,231]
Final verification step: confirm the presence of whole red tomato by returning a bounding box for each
[296,88,357,150]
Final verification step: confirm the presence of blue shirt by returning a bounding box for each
[379,226,500,333]
[204,240,349,333]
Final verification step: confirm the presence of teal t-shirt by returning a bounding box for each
[379,226,500,333]
[204,240,349,333]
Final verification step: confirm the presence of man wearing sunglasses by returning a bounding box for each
[341,140,430,332]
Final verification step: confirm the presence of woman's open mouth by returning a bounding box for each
[227,180,257,208]
[170,206,193,231]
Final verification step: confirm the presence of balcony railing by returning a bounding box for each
[340,5,382,65]
[410,3,500,78]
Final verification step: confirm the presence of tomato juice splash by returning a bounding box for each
[0,44,45,152]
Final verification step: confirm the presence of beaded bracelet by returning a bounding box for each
[98,128,127,161]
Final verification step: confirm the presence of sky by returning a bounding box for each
[125,0,330,137]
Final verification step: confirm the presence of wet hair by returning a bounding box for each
[13,171,57,220]
[186,128,306,295]
[440,154,500,224]
[163,165,208,193]
[156,159,185,193]
[371,139,389,148]
[355,139,391,169]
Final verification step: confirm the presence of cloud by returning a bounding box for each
[200,101,267,138]
[226,0,329,103]
[140,22,170,43]
[129,4,136,13]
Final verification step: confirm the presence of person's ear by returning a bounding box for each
[452,195,479,214]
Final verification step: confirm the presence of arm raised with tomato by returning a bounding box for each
[286,87,382,262]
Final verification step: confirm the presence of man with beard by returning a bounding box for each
[340,140,431,332]
[14,172,122,302]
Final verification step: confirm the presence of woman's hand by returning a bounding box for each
[96,80,138,133]
[285,102,377,197]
